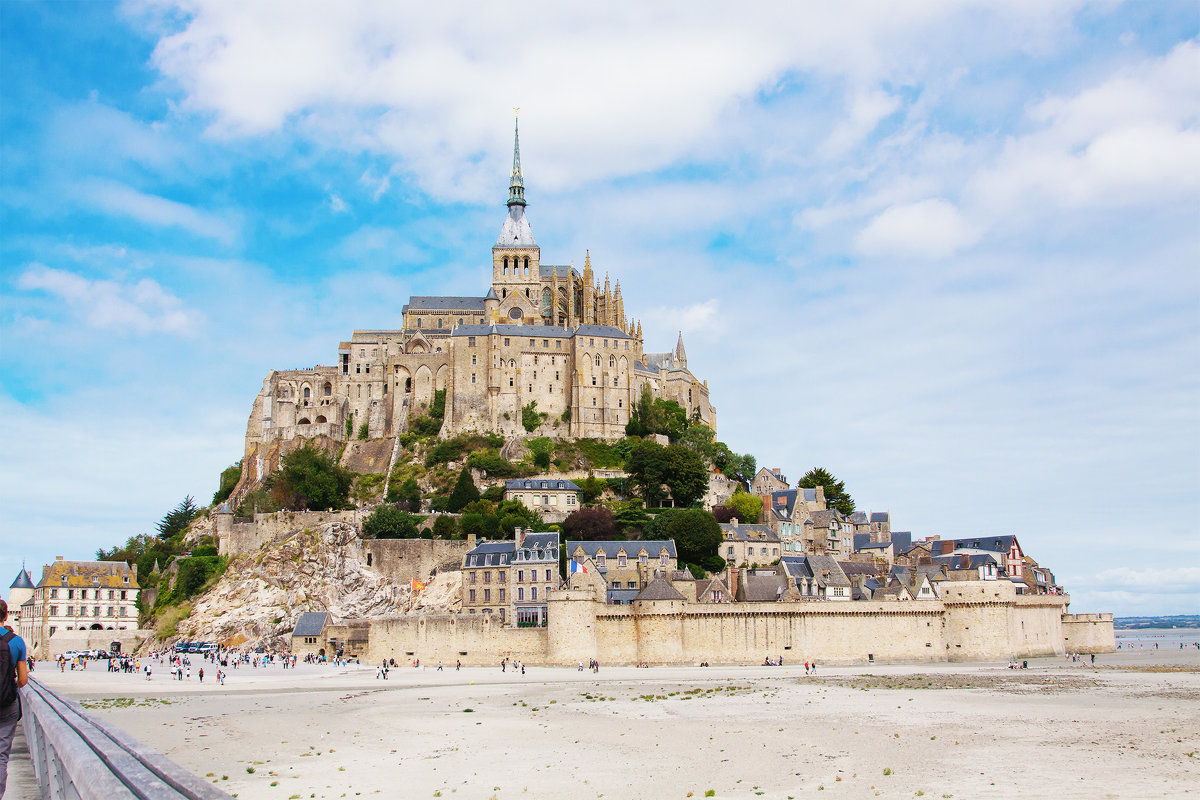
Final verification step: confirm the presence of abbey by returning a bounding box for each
[239,119,714,483]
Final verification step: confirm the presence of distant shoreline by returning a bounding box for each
[1114,615,1200,630]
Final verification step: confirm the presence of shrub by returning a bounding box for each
[362,505,420,539]
[562,507,620,541]
[467,450,522,477]
[429,388,446,420]
[447,467,481,512]
[431,515,458,539]
[386,476,421,510]
[357,422,370,440]
[345,415,354,440]
[276,446,354,510]
[521,401,541,432]
[409,414,443,437]
[212,462,242,505]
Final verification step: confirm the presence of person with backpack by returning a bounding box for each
[1,598,30,798]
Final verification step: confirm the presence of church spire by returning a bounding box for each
[507,110,526,208]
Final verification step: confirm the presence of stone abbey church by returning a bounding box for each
[239,119,715,483]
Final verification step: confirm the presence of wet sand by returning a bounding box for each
[36,645,1200,800]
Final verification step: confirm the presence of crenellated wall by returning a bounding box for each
[357,586,1080,667]
[1062,612,1116,653]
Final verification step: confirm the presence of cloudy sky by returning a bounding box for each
[2,1,1197,616]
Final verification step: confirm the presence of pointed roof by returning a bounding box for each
[485,286,499,301]
[634,576,686,602]
[10,565,34,590]
[507,112,526,208]
[675,332,687,363]
[496,113,537,247]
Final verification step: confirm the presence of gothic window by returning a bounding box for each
[437,318,443,328]
[303,386,311,399]
[324,382,332,396]
[416,318,422,328]
[524,256,529,272]
[609,356,615,367]
[594,355,601,367]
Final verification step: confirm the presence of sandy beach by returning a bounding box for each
[32,636,1200,800]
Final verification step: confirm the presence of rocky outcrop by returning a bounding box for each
[170,521,460,651]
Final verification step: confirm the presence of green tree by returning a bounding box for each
[460,513,486,538]
[387,477,421,510]
[726,489,763,524]
[664,509,723,572]
[362,505,420,539]
[429,388,446,420]
[212,462,242,505]
[522,400,542,433]
[577,473,607,504]
[798,467,855,515]
[357,421,370,440]
[527,436,553,470]
[156,496,200,540]
[626,439,669,506]
[663,444,708,508]
[447,467,481,512]
[276,446,354,510]
[431,514,458,539]
[611,500,650,538]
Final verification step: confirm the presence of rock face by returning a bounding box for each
[172,521,460,651]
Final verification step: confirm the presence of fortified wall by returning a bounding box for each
[1061,612,1117,654]
[216,508,364,556]
[363,581,1078,667]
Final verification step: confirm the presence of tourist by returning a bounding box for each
[1,598,30,799]
[199,668,204,683]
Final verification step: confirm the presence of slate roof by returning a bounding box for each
[837,561,882,578]
[635,576,686,601]
[403,296,488,312]
[465,540,516,567]
[939,535,1017,555]
[808,509,841,528]
[292,612,329,638]
[890,532,913,552]
[858,542,891,552]
[573,324,631,339]
[780,556,812,580]
[497,205,537,246]
[869,512,890,524]
[695,576,731,601]
[853,533,872,551]
[448,323,629,340]
[740,573,789,602]
[506,478,581,492]
[805,554,851,588]
[567,540,678,559]
[35,560,139,590]
[538,264,577,279]
[516,532,560,553]
[10,567,34,590]
[719,523,781,543]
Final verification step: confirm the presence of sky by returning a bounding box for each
[1,1,1197,617]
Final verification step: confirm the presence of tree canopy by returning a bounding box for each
[562,506,620,541]
[447,466,481,512]
[798,467,855,515]
[664,509,724,574]
[156,496,199,540]
[362,504,420,539]
[275,446,354,510]
[212,462,242,506]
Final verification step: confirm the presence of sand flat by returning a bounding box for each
[35,648,1200,800]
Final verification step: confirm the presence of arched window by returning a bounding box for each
[524,257,530,273]
[502,288,507,298]
[405,378,412,392]
[416,318,422,328]
[609,356,615,367]
[315,415,327,424]
[303,386,311,399]
[594,356,601,367]
[437,318,443,329]
[323,382,332,397]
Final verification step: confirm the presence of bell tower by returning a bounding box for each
[492,111,541,320]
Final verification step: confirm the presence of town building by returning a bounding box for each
[7,565,34,626]
[461,529,561,626]
[566,540,678,604]
[719,521,782,567]
[19,556,140,655]
[504,477,581,522]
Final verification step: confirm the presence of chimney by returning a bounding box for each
[467,533,477,550]
[728,567,740,600]
[515,527,526,548]
[56,555,63,561]
[131,563,137,580]
[772,468,780,476]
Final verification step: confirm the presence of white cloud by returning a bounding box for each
[15,263,202,336]
[328,193,349,213]
[855,198,980,259]
[133,0,1093,199]
[643,299,723,342]
[82,178,238,244]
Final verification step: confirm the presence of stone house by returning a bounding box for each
[565,540,678,605]
[21,557,140,657]
[751,467,789,496]
[805,510,855,559]
[765,486,826,555]
[461,529,560,626]
[719,521,782,568]
[504,477,581,522]
[694,575,732,603]
[779,555,852,600]
[290,612,330,658]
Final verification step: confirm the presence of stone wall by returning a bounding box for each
[362,538,469,587]
[218,509,364,556]
[1062,612,1116,653]
[359,586,1081,668]
[45,628,154,658]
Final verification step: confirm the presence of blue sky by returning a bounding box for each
[2,1,1197,616]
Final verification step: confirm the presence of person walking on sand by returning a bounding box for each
[198,667,204,683]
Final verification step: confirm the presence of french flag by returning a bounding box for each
[569,559,588,574]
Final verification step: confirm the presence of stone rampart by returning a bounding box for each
[45,629,154,658]
[1062,612,1116,653]
[366,614,548,665]
[358,586,1081,667]
[218,509,363,556]
[362,538,469,586]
